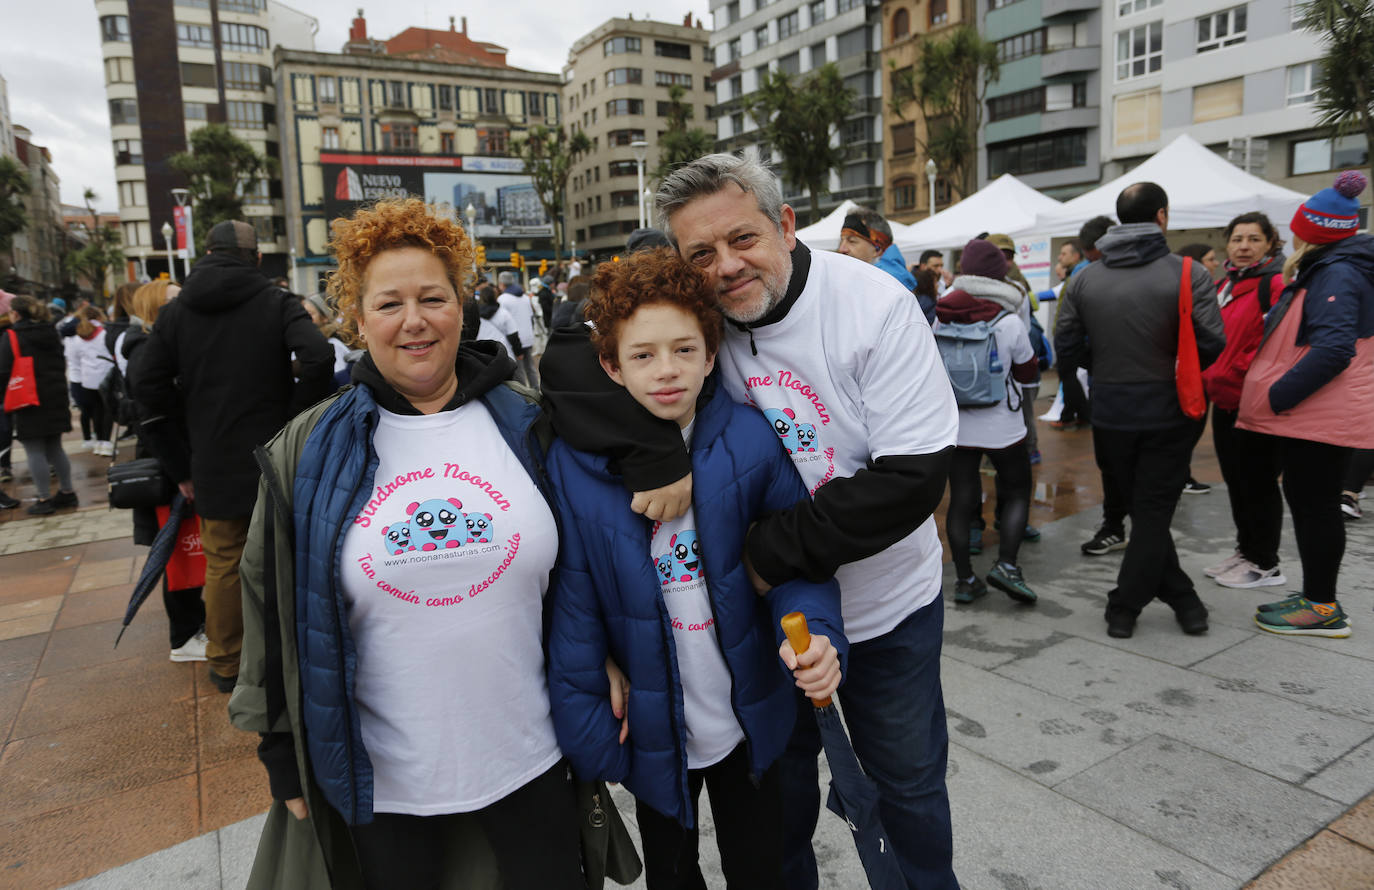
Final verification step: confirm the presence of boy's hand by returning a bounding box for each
[606,656,630,744]
[779,634,841,701]
[631,474,692,522]
[284,797,309,820]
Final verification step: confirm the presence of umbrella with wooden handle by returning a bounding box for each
[782,611,906,890]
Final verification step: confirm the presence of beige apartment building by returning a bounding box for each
[564,16,713,257]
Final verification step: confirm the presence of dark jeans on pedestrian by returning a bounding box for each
[77,386,111,442]
[0,408,12,472]
[1212,408,1283,569]
[1271,436,1350,604]
[70,381,91,440]
[19,436,73,500]
[1100,460,1128,535]
[163,576,206,649]
[1059,362,1090,425]
[347,760,583,890]
[1344,448,1374,493]
[947,441,1031,579]
[780,598,957,890]
[1092,421,1205,617]
[635,744,784,890]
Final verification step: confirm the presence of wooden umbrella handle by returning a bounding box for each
[781,611,832,708]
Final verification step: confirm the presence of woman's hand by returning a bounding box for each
[284,797,309,820]
[606,656,630,744]
[779,633,841,701]
[630,474,692,522]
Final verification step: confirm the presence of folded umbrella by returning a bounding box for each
[114,492,189,648]
[782,612,906,890]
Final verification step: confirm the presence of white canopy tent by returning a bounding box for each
[1027,134,1309,238]
[794,199,863,251]
[890,174,1065,255]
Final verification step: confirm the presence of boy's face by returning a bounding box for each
[600,303,715,430]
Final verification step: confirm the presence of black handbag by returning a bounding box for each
[107,457,174,509]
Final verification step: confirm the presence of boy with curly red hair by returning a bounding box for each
[544,248,848,888]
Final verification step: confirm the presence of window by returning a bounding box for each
[838,0,862,11]
[839,162,873,189]
[528,91,543,117]
[104,57,135,84]
[222,62,269,90]
[727,1,740,24]
[989,87,1045,121]
[226,100,266,129]
[610,190,639,208]
[988,131,1088,175]
[730,111,745,135]
[892,177,916,211]
[841,116,871,142]
[118,180,147,207]
[606,98,644,116]
[177,23,214,48]
[844,72,871,97]
[609,160,639,177]
[811,41,827,65]
[220,23,269,52]
[438,84,455,111]
[180,62,217,89]
[778,11,800,39]
[483,88,501,115]
[608,128,645,145]
[113,139,142,165]
[1193,78,1243,123]
[1287,63,1318,106]
[656,101,677,116]
[755,26,770,49]
[388,81,408,107]
[997,29,1045,62]
[1114,90,1160,145]
[322,126,340,149]
[1197,6,1246,53]
[892,8,909,40]
[250,217,273,241]
[810,0,826,24]
[891,122,915,155]
[1116,21,1162,80]
[108,98,138,126]
[836,26,868,58]
[930,0,948,26]
[655,41,691,59]
[778,52,801,76]
[935,178,952,205]
[319,77,338,104]
[440,132,455,153]
[381,122,418,152]
[183,102,208,120]
[220,0,265,12]
[604,36,642,56]
[656,71,693,88]
[100,15,130,42]
[477,127,508,155]
[606,68,643,86]
[727,38,742,62]
[1118,0,1161,16]
[989,0,1026,7]
[1292,135,1369,175]
[175,0,210,7]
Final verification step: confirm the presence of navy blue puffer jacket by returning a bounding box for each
[545,378,846,827]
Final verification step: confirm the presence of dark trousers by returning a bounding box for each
[1212,408,1283,568]
[348,760,583,890]
[1273,436,1350,604]
[76,386,111,442]
[70,381,91,440]
[780,599,957,890]
[947,441,1032,578]
[635,745,784,890]
[0,409,12,471]
[1059,362,1090,425]
[1092,422,1204,616]
[1345,448,1374,493]
[1100,461,1128,534]
[162,576,205,649]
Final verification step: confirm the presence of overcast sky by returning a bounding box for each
[4,0,711,211]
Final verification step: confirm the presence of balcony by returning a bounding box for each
[1041,46,1099,79]
[1042,0,1099,18]
[710,59,741,84]
[1041,106,1098,132]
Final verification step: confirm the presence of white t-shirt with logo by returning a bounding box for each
[716,249,959,643]
[942,312,1034,450]
[650,421,745,769]
[338,401,561,815]
[498,291,536,349]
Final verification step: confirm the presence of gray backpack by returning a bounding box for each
[934,311,1009,408]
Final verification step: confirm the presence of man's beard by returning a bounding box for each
[718,250,793,324]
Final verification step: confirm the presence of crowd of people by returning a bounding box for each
[0,152,1369,889]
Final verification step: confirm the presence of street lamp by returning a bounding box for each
[630,140,649,230]
[160,221,176,284]
[925,158,938,218]
[464,202,478,282]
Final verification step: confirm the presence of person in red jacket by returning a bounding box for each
[1201,212,1288,590]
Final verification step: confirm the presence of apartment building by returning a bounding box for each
[709,0,886,222]
[96,0,315,280]
[563,16,712,255]
[0,72,14,161]
[8,125,64,291]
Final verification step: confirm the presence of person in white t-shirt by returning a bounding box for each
[496,271,540,387]
[932,239,1041,606]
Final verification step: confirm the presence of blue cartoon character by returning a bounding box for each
[654,553,674,585]
[381,523,413,555]
[464,511,495,544]
[795,423,818,452]
[407,497,465,551]
[763,407,802,454]
[668,530,703,583]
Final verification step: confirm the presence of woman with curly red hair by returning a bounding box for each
[544,248,847,889]
[229,198,587,889]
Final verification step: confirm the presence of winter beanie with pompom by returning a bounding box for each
[1291,170,1368,245]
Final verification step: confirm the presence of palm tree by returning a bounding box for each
[747,64,854,225]
[1297,0,1374,170]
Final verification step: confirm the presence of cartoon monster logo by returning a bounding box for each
[795,423,818,452]
[669,530,703,583]
[654,553,674,585]
[763,407,801,454]
[381,523,413,556]
[464,512,494,544]
[407,497,465,551]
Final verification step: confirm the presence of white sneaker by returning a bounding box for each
[170,631,209,662]
[96,441,113,456]
[1215,560,1287,589]
[83,438,97,451]
[1205,551,1245,578]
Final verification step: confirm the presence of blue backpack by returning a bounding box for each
[934,311,1010,408]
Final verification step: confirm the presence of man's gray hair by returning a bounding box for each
[849,206,892,241]
[654,153,784,246]
[497,271,516,286]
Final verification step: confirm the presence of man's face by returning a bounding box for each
[1058,243,1082,268]
[670,184,796,324]
[921,256,944,277]
[837,231,880,264]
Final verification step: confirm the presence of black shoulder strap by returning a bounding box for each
[1257,274,1273,315]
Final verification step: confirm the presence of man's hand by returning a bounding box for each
[177,480,195,502]
[284,797,309,820]
[779,633,841,701]
[630,474,692,522]
[606,656,630,745]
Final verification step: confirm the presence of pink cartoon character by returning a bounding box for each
[407,497,465,551]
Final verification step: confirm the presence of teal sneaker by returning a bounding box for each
[993,519,1041,541]
[968,527,983,555]
[953,576,988,604]
[987,562,1037,604]
[1254,597,1351,638]
[1257,592,1305,613]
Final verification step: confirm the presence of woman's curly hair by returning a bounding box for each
[586,248,723,365]
[326,198,474,347]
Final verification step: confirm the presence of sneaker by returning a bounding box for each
[1205,551,1246,578]
[1257,592,1306,613]
[1182,478,1212,495]
[1082,528,1127,556]
[987,562,1037,603]
[82,437,97,451]
[208,669,238,693]
[0,492,18,510]
[1023,524,1041,542]
[50,490,78,509]
[26,499,55,516]
[0,467,12,483]
[1255,598,1352,638]
[953,576,988,604]
[1215,560,1287,589]
[170,631,209,663]
[96,441,115,457]
[1341,493,1363,520]
[968,527,983,555]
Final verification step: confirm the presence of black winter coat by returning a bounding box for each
[130,252,333,518]
[0,320,72,439]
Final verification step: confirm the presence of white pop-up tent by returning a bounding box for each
[1028,134,1309,237]
[890,174,1065,255]
[794,199,863,251]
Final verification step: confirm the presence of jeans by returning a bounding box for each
[18,436,72,500]
[1212,408,1283,569]
[513,347,540,389]
[0,408,12,471]
[779,598,957,890]
[70,381,91,440]
[1274,436,1349,604]
[199,516,249,679]
[947,442,1031,578]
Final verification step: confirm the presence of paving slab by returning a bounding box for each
[215,812,267,890]
[60,833,220,890]
[1302,734,1374,806]
[1193,635,1374,723]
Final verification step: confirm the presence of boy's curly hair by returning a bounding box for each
[326,198,474,347]
[586,248,723,365]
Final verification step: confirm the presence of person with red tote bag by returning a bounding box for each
[0,295,78,514]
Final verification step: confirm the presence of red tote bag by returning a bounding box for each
[4,329,40,412]
[1175,256,1207,421]
[155,505,208,591]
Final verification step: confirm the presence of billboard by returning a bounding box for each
[319,152,551,241]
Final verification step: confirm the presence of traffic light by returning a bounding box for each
[538,259,548,277]
[511,251,523,269]
[474,244,486,267]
